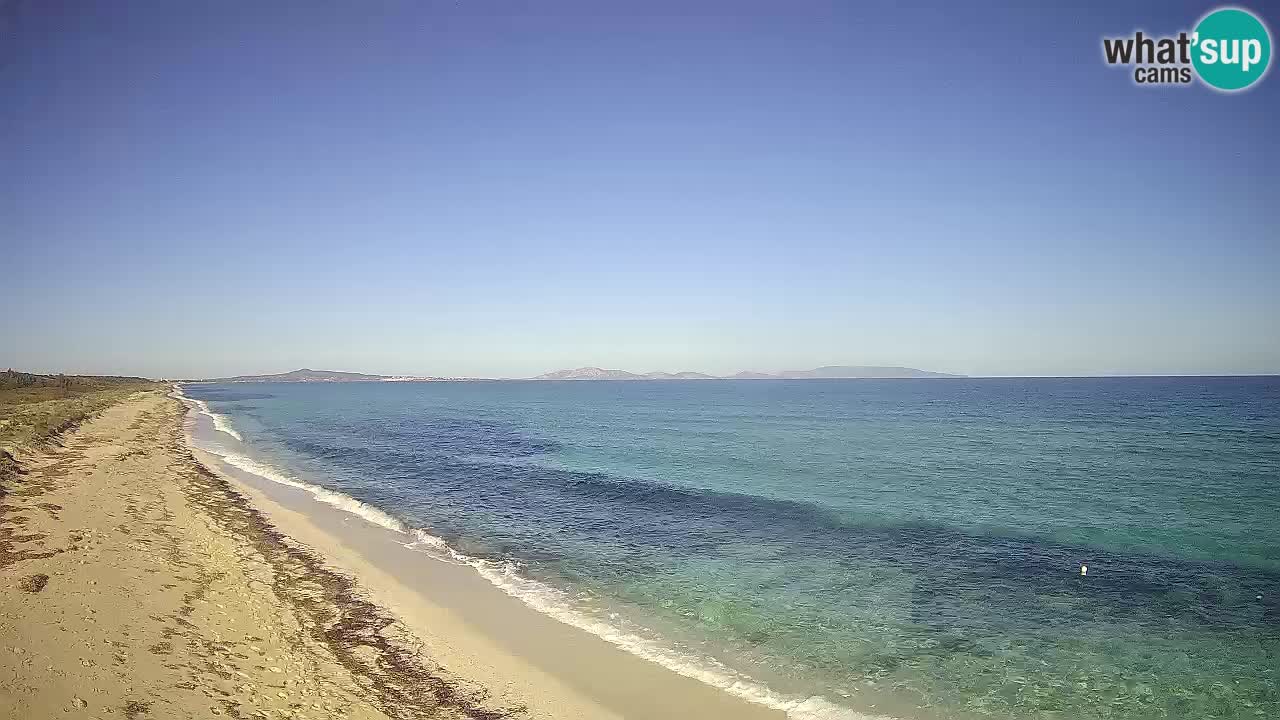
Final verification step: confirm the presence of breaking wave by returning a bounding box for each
[174,390,889,720]
[173,385,243,441]
[217,451,407,534]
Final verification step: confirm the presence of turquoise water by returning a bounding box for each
[182,377,1280,719]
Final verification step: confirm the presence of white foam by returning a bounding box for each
[406,528,452,552]
[400,525,895,720]
[174,392,893,720]
[172,385,243,441]
[215,451,407,534]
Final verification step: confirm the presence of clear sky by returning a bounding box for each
[3,1,1277,379]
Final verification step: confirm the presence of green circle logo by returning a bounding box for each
[1192,7,1272,91]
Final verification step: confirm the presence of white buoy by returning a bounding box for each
[1080,565,1088,576]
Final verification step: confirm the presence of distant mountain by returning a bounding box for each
[203,368,432,383]
[531,365,963,380]
[774,365,962,379]
[641,371,718,380]
[532,367,645,381]
[203,365,963,383]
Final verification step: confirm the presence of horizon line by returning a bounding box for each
[9,367,1280,382]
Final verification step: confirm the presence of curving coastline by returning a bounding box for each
[0,389,515,719]
[176,385,888,720]
[173,386,243,441]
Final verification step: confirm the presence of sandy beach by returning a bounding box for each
[1,389,787,719]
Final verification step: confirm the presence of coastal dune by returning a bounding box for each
[0,390,792,719]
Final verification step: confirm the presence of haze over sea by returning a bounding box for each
[183,377,1280,720]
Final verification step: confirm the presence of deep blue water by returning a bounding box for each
[183,377,1280,719]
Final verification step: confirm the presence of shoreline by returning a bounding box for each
[0,384,887,718]
[186,447,620,719]
[181,391,836,719]
[173,442,518,719]
[1,390,508,719]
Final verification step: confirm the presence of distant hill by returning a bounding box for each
[532,367,645,381]
[640,371,719,380]
[774,365,962,379]
[200,365,963,383]
[202,368,432,383]
[531,365,963,380]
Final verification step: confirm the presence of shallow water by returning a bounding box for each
[181,377,1280,719]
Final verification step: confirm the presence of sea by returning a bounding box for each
[178,377,1280,720]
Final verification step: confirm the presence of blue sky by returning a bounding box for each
[2,1,1277,378]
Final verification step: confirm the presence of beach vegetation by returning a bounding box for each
[0,369,159,457]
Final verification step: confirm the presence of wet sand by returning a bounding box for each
[0,390,517,719]
[1,390,787,719]
[190,420,789,720]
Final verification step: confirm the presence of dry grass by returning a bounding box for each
[0,370,160,456]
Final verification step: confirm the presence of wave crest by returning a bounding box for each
[217,451,406,534]
[181,412,890,720]
[173,385,244,441]
[400,531,889,719]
